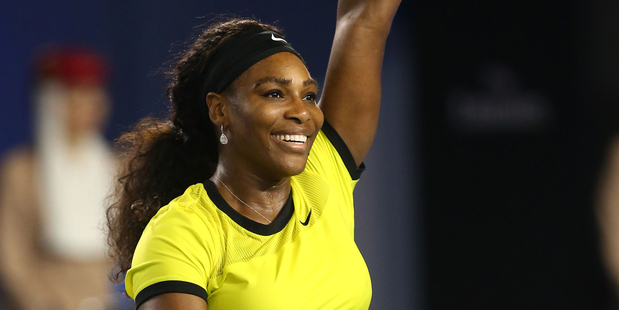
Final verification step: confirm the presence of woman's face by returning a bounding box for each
[65,84,110,136]
[219,52,324,180]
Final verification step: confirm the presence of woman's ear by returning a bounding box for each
[206,92,225,126]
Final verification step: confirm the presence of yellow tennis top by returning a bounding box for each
[125,122,372,309]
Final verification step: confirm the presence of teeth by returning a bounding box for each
[274,134,307,143]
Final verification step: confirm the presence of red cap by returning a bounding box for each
[37,47,110,86]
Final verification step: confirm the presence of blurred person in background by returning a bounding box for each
[0,48,116,310]
[599,139,619,305]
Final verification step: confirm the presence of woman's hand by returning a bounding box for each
[319,0,402,167]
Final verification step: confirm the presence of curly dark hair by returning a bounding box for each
[106,18,283,280]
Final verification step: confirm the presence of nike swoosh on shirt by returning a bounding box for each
[271,33,287,43]
[300,209,312,226]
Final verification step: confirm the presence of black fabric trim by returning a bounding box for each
[320,121,366,180]
[203,180,294,236]
[135,281,207,308]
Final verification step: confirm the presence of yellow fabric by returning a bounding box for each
[126,129,372,309]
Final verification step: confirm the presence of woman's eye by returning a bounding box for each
[264,91,284,99]
[303,93,317,102]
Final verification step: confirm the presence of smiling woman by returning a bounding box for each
[106,0,401,309]
[209,52,324,182]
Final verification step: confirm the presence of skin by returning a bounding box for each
[207,52,323,223]
[140,0,401,308]
[598,138,619,290]
[65,84,111,144]
[321,0,402,167]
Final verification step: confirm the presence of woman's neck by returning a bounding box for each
[210,164,291,224]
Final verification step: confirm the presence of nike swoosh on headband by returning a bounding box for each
[271,33,287,43]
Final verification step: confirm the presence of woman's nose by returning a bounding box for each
[284,96,311,123]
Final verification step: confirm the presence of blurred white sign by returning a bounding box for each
[447,63,553,134]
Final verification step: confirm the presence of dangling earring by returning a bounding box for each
[220,125,229,145]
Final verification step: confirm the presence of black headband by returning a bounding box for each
[200,30,303,102]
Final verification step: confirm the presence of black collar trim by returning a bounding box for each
[203,180,294,236]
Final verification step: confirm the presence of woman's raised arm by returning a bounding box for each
[319,0,401,167]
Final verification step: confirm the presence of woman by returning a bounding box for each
[107,0,401,308]
[0,48,115,310]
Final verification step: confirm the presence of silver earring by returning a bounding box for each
[220,125,228,145]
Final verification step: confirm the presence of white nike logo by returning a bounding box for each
[271,33,287,43]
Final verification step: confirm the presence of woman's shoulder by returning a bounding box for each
[148,182,219,231]
[1,146,35,175]
[171,183,209,209]
[306,124,365,183]
[0,146,36,195]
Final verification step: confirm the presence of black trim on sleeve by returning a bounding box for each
[320,121,366,180]
[135,281,207,308]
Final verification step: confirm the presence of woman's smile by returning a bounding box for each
[270,133,310,153]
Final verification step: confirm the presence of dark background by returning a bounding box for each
[2,0,619,309]
[414,0,618,309]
